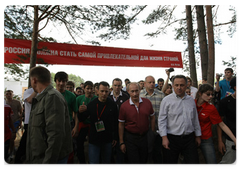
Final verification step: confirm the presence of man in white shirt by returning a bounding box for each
[158,75,201,163]
[15,87,37,163]
[186,76,198,99]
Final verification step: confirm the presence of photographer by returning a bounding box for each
[215,68,234,100]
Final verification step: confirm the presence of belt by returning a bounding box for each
[125,130,148,136]
[168,132,195,139]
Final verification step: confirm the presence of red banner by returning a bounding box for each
[4,38,183,68]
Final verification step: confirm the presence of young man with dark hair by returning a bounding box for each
[122,78,130,91]
[138,80,145,90]
[217,77,236,164]
[54,71,78,163]
[26,66,72,163]
[66,81,75,93]
[215,68,234,100]
[77,81,118,164]
[186,76,198,99]
[75,87,84,97]
[157,78,164,91]
[76,81,97,163]
[158,75,201,164]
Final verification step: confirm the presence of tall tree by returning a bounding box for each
[206,5,215,86]
[196,5,208,81]
[186,5,198,88]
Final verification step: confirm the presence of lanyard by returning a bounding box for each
[97,104,106,120]
[198,107,204,114]
[225,80,231,91]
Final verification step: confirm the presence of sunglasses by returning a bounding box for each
[205,93,213,96]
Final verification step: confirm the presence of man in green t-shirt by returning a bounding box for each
[76,81,97,163]
[55,72,79,137]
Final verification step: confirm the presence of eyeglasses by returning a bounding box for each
[205,93,213,96]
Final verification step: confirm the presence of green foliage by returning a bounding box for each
[4,63,28,81]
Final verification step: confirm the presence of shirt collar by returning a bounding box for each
[129,97,143,105]
[110,91,122,96]
[175,92,188,100]
[195,99,210,108]
[143,89,157,96]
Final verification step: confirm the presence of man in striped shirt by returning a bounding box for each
[140,75,164,163]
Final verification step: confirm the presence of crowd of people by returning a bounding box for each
[4,66,236,164]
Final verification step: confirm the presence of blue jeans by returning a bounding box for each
[200,137,217,163]
[88,143,112,164]
[57,155,69,164]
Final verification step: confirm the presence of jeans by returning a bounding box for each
[200,137,217,163]
[88,143,112,164]
[57,155,69,164]
[220,139,236,164]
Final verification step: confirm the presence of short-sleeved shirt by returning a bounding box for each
[6,99,22,123]
[195,100,222,139]
[219,79,234,100]
[119,97,154,135]
[4,104,13,142]
[61,90,78,121]
[140,88,164,130]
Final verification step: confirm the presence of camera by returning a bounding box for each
[217,73,223,77]
[168,68,174,73]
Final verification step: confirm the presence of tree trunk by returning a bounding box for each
[29,5,39,87]
[206,5,215,87]
[196,5,208,81]
[186,5,198,88]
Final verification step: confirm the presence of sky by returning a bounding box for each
[3,4,238,87]
[38,5,238,86]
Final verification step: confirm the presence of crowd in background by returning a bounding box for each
[4,66,236,164]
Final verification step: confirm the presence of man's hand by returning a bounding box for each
[112,140,117,148]
[71,126,79,137]
[162,136,170,150]
[79,102,87,113]
[218,141,226,155]
[120,143,126,153]
[216,74,220,81]
[165,69,170,77]
[195,136,201,147]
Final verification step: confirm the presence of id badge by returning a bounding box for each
[95,121,105,132]
[225,91,232,97]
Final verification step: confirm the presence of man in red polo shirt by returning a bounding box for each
[118,82,155,163]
